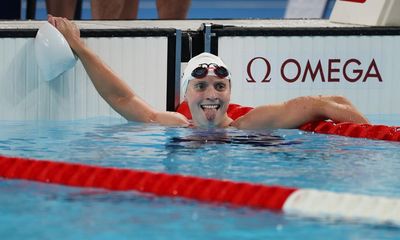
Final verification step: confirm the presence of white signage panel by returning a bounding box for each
[219,36,399,114]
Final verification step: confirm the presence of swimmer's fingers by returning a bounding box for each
[47,16,82,51]
[47,15,66,33]
[47,14,56,27]
[62,18,80,38]
[47,15,80,38]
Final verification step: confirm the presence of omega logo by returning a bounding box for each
[246,57,382,83]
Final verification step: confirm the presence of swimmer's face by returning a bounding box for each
[185,76,231,128]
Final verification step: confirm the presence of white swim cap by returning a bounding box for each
[181,52,231,97]
[35,22,77,81]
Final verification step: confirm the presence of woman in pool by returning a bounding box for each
[48,15,369,129]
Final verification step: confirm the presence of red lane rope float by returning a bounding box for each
[176,102,400,142]
[2,155,400,226]
[0,155,296,210]
[299,121,400,141]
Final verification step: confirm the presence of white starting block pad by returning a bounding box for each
[330,0,400,26]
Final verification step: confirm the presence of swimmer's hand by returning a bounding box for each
[47,14,83,54]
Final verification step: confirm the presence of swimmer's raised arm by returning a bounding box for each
[48,15,188,126]
[231,95,369,130]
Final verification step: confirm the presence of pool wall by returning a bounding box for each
[0,23,174,120]
[0,20,399,120]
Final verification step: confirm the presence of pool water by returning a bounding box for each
[1,117,400,239]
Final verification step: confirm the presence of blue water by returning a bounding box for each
[0,117,400,239]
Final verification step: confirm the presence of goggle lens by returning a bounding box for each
[191,64,229,79]
[192,67,208,79]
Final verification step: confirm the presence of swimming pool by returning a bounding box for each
[0,116,399,239]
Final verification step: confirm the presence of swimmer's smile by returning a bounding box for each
[200,104,220,110]
[200,102,223,121]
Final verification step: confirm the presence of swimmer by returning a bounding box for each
[48,15,369,129]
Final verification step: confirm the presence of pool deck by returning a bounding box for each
[0,19,363,31]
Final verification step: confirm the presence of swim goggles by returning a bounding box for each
[191,63,229,79]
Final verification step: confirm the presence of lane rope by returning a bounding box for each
[1,155,400,226]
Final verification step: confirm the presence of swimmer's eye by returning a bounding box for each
[214,82,227,91]
[194,82,208,91]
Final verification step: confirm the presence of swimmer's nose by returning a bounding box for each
[204,85,218,100]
